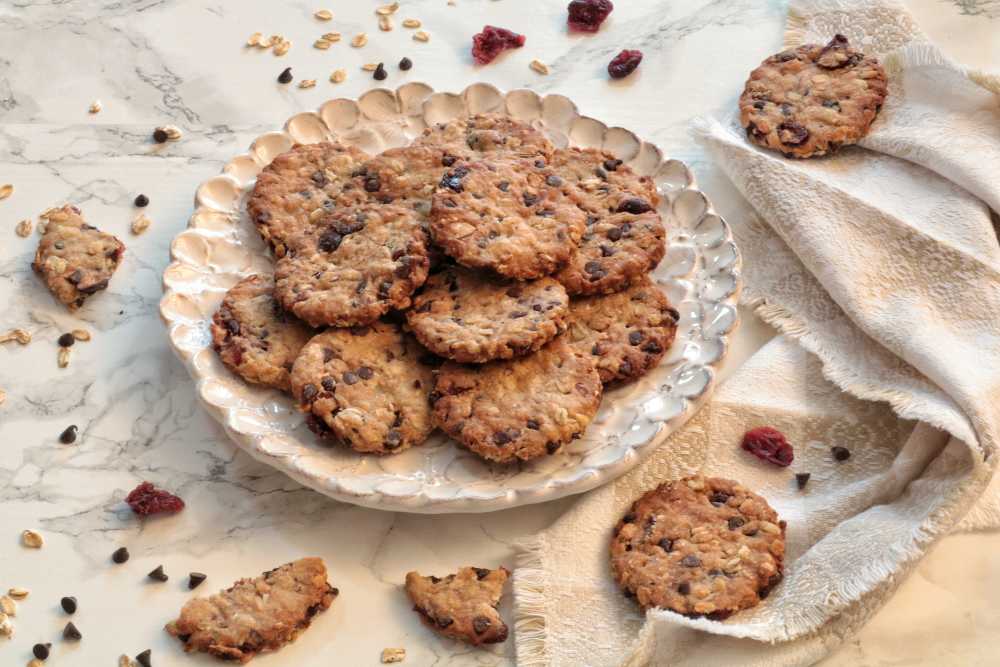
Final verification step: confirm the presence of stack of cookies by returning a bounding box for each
[212,113,680,463]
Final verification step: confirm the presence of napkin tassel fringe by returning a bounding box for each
[513,535,551,667]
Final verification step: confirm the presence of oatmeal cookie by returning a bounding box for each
[429,158,587,279]
[414,113,553,160]
[165,557,337,664]
[210,274,313,391]
[32,205,125,311]
[247,142,369,256]
[610,476,786,619]
[739,34,888,158]
[566,277,679,384]
[549,148,666,295]
[431,337,602,462]
[404,566,510,645]
[274,205,430,327]
[405,266,569,363]
[291,322,435,454]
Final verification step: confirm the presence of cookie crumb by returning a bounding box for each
[21,529,43,549]
[381,647,406,663]
[15,219,32,237]
[314,9,333,21]
[529,59,550,75]
[246,32,263,47]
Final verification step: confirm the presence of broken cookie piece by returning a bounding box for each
[32,205,125,310]
[404,566,509,645]
[165,557,337,664]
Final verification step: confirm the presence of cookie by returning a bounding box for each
[566,277,679,384]
[414,113,553,160]
[610,476,786,619]
[739,34,888,158]
[404,566,510,646]
[429,158,587,279]
[405,266,569,363]
[247,142,369,257]
[549,148,666,295]
[290,322,436,454]
[431,337,602,462]
[165,557,337,664]
[210,274,314,391]
[274,205,430,327]
[32,205,125,311]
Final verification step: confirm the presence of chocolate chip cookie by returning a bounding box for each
[415,112,554,160]
[405,266,569,363]
[430,158,587,279]
[405,566,510,645]
[32,205,125,310]
[165,557,337,663]
[210,274,314,391]
[739,34,888,158]
[274,205,430,327]
[566,276,679,384]
[610,476,786,619]
[431,337,602,462]
[247,142,369,257]
[549,148,666,295]
[291,322,435,454]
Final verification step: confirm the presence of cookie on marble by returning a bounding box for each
[610,476,786,619]
[414,113,554,160]
[291,322,435,455]
[404,566,510,645]
[405,265,569,363]
[274,205,430,327]
[566,276,679,385]
[210,274,314,392]
[247,142,369,257]
[32,204,125,311]
[429,158,587,279]
[165,557,337,664]
[549,147,666,295]
[739,34,888,158]
[431,337,602,462]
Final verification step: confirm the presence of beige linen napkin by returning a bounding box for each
[513,1,1000,665]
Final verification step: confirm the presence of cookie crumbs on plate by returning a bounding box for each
[89,100,102,114]
[413,30,430,42]
[402,18,421,28]
[530,59,550,75]
[381,647,406,663]
[330,69,347,83]
[351,33,368,47]
[0,183,12,200]
[57,347,70,368]
[21,529,44,548]
[15,218,32,237]
[314,9,333,21]
[7,588,28,600]
[0,328,31,345]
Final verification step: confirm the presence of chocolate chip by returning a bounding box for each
[63,621,82,641]
[67,269,83,285]
[473,616,492,634]
[584,260,603,275]
[493,431,512,445]
[606,227,622,241]
[522,192,539,207]
[136,649,153,667]
[399,57,413,70]
[112,546,130,564]
[134,194,149,207]
[385,430,402,449]
[778,121,809,146]
[658,538,673,552]
[667,307,681,322]
[622,512,636,524]
[318,230,342,253]
[832,446,851,461]
[59,424,78,444]
[373,62,387,81]
[322,348,335,363]
[440,172,464,192]
[364,175,381,192]
[617,197,653,214]
[753,100,766,110]
[148,565,168,582]
[441,155,457,167]
[727,516,745,530]
[546,441,560,454]
[677,582,690,595]
[300,384,320,403]
[796,472,811,489]
[61,596,77,614]
[526,419,540,430]
[710,491,730,506]
[58,332,75,347]
[33,643,51,659]
[436,616,454,628]
[603,159,622,171]
[311,170,329,187]
[545,174,562,187]
[497,180,510,191]
[822,99,841,111]
[509,311,527,319]
[188,572,207,590]
[681,555,701,567]
[628,331,643,345]
[153,128,169,143]
[277,67,293,84]
[342,372,359,385]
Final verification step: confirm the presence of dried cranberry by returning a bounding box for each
[567,0,613,32]
[741,426,794,467]
[608,49,642,79]
[125,481,185,516]
[471,25,526,65]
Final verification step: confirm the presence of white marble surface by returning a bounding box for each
[0,1,997,666]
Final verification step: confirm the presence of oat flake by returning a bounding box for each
[379,15,393,31]
[314,39,332,50]
[22,530,43,548]
[351,33,368,47]
[376,2,400,15]
[323,32,342,42]
[57,347,70,368]
[15,218,32,237]
[7,588,28,600]
[0,184,12,200]
[314,9,333,21]
[89,100,102,114]
[330,69,347,83]
[530,59,550,75]
[0,329,31,345]
[0,595,15,616]
[247,32,263,47]
[274,40,291,56]
[402,18,421,28]
[413,30,430,42]
[381,647,406,663]
[362,63,379,71]
[299,79,317,89]
[72,329,92,342]
[131,213,151,235]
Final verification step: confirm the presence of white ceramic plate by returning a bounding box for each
[159,83,740,513]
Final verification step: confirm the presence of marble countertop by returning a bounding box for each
[1,1,997,665]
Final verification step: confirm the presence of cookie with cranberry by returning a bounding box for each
[549,148,666,294]
[429,158,587,280]
[431,337,602,462]
[739,34,888,158]
[32,205,125,311]
[566,276,678,385]
[210,274,314,391]
[290,322,435,454]
[405,266,569,363]
[165,557,337,663]
[414,113,553,161]
[247,142,369,257]
[274,205,430,327]
[611,476,786,619]
[404,566,510,646]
